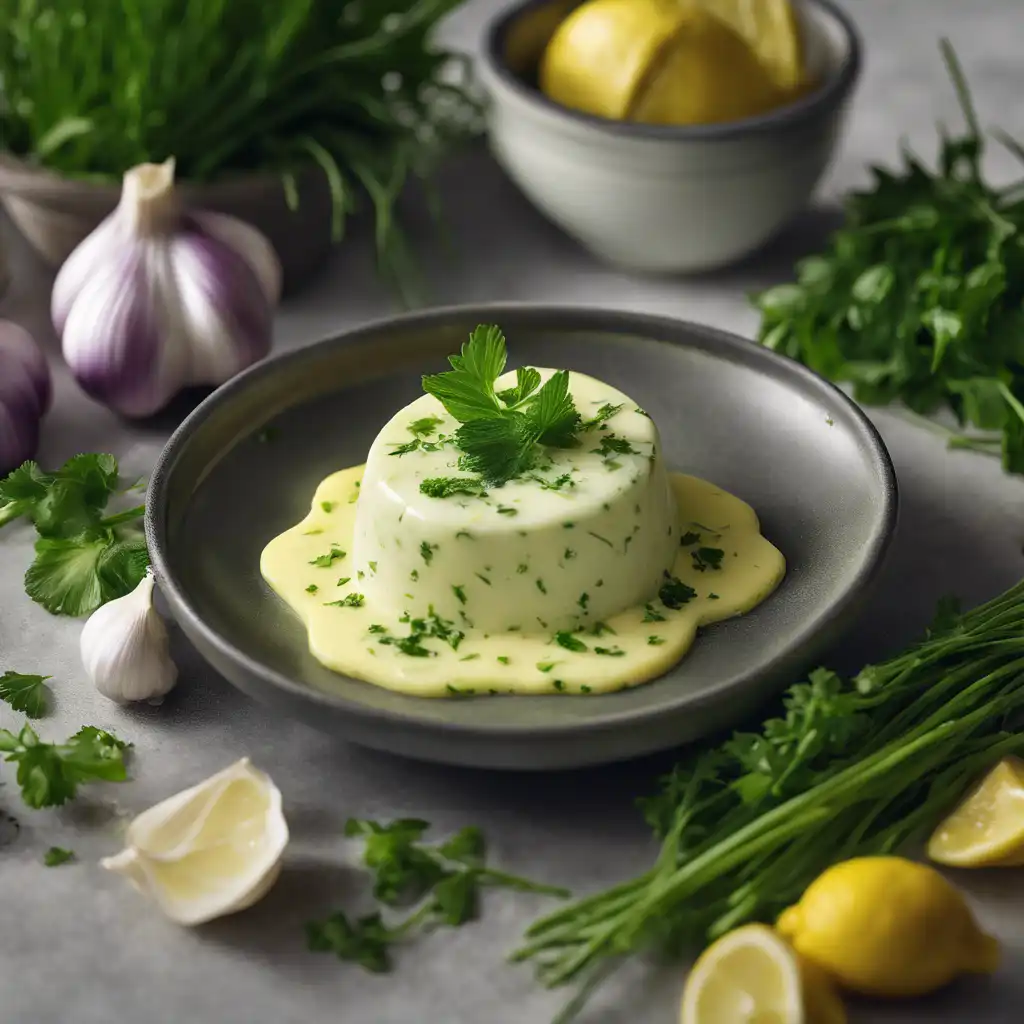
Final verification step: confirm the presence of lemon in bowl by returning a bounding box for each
[478,0,861,272]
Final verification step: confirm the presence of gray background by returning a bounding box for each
[1,0,1023,1021]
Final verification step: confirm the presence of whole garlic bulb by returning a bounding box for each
[52,159,282,417]
[0,321,52,474]
[101,758,288,926]
[80,571,178,704]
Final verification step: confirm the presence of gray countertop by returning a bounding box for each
[1,1,1023,1021]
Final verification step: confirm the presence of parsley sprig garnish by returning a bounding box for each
[0,455,149,616]
[0,671,51,718]
[421,325,582,486]
[307,819,568,972]
[755,41,1024,476]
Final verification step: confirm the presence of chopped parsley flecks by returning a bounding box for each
[446,684,475,697]
[595,579,604,588]
[358,570,365,580]
[555,631,588,653]
[563,522,575,529]
[310,545,345,568]
[660,573,697,609]
[517,563,529,575]
[643,603,666,623]
[475,573,492,586]
[452,585,467,604]
[348,483,361,504]
[369,624,387,634]
[368,561,378,573]
[708,592,721,601]
[325,593,365,608]
[692,547,725,572]
[537,617,549,629]
[534,472,574,491]
[455,530,474,541]
[679,531,702,547]
[580,684,593,694]
[497,656,510,665]
[337,576,351,586]
[591,621,615,636]
[374,610,465,658]
[588,531,613,549]
[634,407,650,418]
[592,434,640,459]
[537,661,556,673]
[594,646,625,657]
[420,476,486,499]
[578,593,590,611]
[582,402,624,430]
[507,625,521,632]
[409,415,443,437]
[459,653,481,662]
[420,542,438,565]
[410,569,419,582]
[553,679,566,691]
[303,528,323,536]
[536,579,547,595]
[496,505,518,516]
[648,635,666,645]
[321,501,336,513]
[389,439,421,457]
[564,548,577,560]
[305,584,319,594]
[624,535,634,553]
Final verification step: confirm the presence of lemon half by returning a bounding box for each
[928,756,1024,867]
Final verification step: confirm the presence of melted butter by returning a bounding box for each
[260,467,785,697]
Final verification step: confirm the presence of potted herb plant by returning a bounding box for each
[0,0,480,293]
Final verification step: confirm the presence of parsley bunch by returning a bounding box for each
[307,818,568,972]
[515,580,1024,1021]
[0,454,149,615]
[422,326,582,487]
[755,41,1024,475]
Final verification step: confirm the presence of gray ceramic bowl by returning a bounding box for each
[147,306,897,770]
[478,0,862,272]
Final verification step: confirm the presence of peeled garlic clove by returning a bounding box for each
[101,758,288,926]
[81,571,178,704]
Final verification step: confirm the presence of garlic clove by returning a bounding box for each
[101,758,288,926]
[81,571,178,704]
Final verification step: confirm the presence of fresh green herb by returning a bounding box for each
[590,622,614,637]
[389,440,422,457]
[409,416,444,437]
[337,577,351,587]
[496,505,518,516]
[563,522,575,529]
[455,531,474,541]
[0,455,149,616]
[410,570,419,581]
[537,662,556,674]
[635,407,651,418]
[591,435,640,459]
[755,41,1024,475]
[302,528,324,536]
[475,573,492,586]
[310,545,346,568]
[534,473,575,491]
[692,547,725,573]
[552,679,566,692]
[536,579,547,595]
[44,846,74,867]
[321,501,336,513]
[368,624,388,634]
[679,531,702,547]
[579,685,592,694]
[325,593,365,608]
[563,549,577,561]
[0,724,129,809]
[587,532,613,549]
[421,326,582,486]
[581,403,624,430]
[446,684,475,696]
[643,604,666,623]
[497,656,510,665]
[452,585,467,605]
[420,542,438,566]
[647,636,666,646]
[305,584,319,594]
[708,593,721,601]
[594,647,625,657]
[659,574,697,609]
[0,671,51,718]
[309,819,566,972]
[375,609,464,658]
[578,593,589,611]
[517,564,529,574]
[368,561,378,574]
[555,632,588,653]
[516,581,1024,1017]
[420,477,487,499]
[459,654,480,663]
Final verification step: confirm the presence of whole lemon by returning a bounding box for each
[777,856,1000,998]
[540,0,784,126]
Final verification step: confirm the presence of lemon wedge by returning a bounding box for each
[680,924,805,1024]
[101,758,288,925]
[777,856,1000,998]
[698,0,806,92]
[540,0,785,126]
[927,756,1024,867]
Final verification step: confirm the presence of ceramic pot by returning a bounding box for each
[0,155,334,295]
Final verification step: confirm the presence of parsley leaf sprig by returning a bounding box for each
[0,671,52,718]
[0,724,130,809]
[0,454,149,615]
[422,326,582,486]
[307,818,568,972]
[755,41,1024,475]
[515,579,1024,1019]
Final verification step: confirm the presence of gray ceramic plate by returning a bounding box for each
[147,306,897,769]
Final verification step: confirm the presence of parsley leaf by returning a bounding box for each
[419,477,486,499]
[0,724,129,809]
[0,671,51,718]
[0,455,149,616]
[44,846,74,867]
[408,416,443,437]
[692,547,725,572]
[554,631,588,653]
[659,574,697,609]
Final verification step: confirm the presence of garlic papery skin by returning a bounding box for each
[101,758,288,926]
[52,159,282,418]
[0,320,52,474]
[80,571,178,704]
